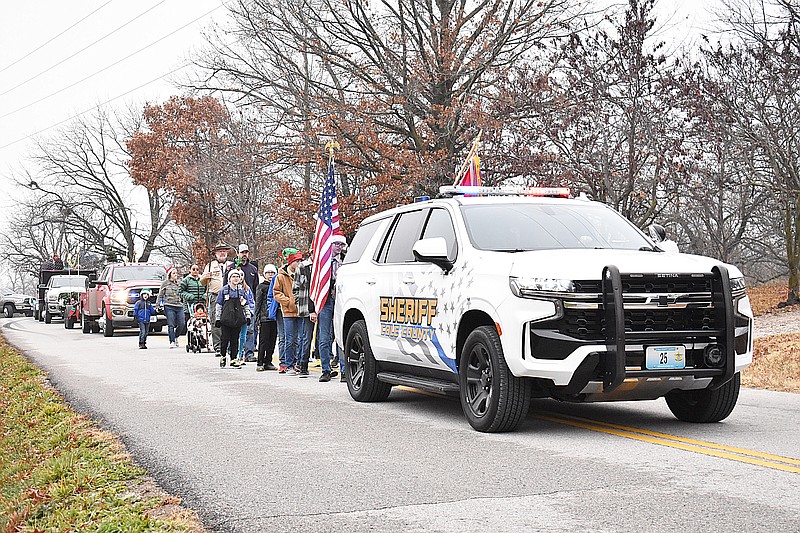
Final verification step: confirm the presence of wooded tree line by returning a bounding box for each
[1,0,798,302]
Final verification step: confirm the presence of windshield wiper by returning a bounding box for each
[638,246,659,252]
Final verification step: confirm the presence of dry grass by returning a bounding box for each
[744,333,800,393]
[747,283,793,316]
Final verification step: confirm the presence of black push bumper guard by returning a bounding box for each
[601,264,736,393]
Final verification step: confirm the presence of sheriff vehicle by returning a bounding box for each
[333,185,753,432]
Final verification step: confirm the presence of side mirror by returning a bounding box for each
[412,237,453,273]
[90,280,108,288]
[648,223,667,242]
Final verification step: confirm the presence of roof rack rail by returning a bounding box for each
[438,185,571,198]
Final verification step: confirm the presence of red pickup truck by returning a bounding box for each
[79,263,168,337]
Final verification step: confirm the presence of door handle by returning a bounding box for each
[365,278,376,285]
[402,276,415,284]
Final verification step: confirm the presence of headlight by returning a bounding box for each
[510,277,574,297]
[111,290,129,303]
[729,277,746,292]
[47,293,58,301]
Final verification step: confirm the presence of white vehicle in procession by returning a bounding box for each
[43,274,90,324]
[334,185,754,432]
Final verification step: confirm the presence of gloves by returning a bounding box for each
[214,320,221,328]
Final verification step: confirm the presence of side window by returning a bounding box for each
[376,209,428,264]
[100,267,110,281]
[421,208,458,261]
[343,219,382,265]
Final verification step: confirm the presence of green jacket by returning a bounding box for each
[179,275,206,307]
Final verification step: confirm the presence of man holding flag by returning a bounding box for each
[309,142,344,383]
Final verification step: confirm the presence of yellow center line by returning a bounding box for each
[542,412,800,467]
[535,414,800,474]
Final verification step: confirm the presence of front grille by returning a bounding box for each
[562,307,716,339]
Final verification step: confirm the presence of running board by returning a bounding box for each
[377,372,460,395]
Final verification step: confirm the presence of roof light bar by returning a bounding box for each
[439,185,571,198]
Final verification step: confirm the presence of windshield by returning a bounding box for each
[112,266,166,282]
[461,202,652,252]
[50,276,88,288]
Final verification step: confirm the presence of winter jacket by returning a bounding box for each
[214,285,255,323]
[254,280,275,323]
[158,278,182,308]
[293,260,314,317]
[273,266,298,317]
[236,260,260,294]
[133,298,156,323]
[179,275,206,307]
[267,276,280,321]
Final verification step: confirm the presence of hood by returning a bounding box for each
[111,280,164,290]
[504,249,743,280]
[48,285,87,295]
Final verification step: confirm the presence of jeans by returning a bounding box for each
[297,316,313,366]
[138,321,149,345]
[276,308,285,366]
[316,298,334,372]
[164,305,185,343]
[244,322,255,358]
[283,317,307,368]
[237,323,248,360]
[257,320,277,367]
[209,293,221,353]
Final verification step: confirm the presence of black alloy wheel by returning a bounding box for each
[345,319,391,402]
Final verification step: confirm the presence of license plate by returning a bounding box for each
[645,345,685,370]
[150,316,157,323]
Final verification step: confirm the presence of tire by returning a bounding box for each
[665,373,741,423]
[34,309,40,321]
[3,304,13,319]
[91,322,100,334]
[25,312,33,317]
[101,306,114,337]
[65,315,75,329]
[44,310,52,324]
[345,319,391,402]
[81,312,91,334]
[153,326,163,333]
[459,325,531,433]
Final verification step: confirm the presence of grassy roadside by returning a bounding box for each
[0,336,206,533]
[744,284,800,394]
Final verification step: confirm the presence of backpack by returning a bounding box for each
[220,287,246,328]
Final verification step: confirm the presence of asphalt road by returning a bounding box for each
[3,317,799,532]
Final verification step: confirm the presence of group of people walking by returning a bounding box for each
[141,239,347,383]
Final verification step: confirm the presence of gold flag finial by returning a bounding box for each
[325,140,340,163]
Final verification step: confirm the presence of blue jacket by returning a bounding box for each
[214,285,255,321]
[267,275,280,320]
[133,298,156,323]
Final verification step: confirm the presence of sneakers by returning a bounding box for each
[331,355,339,367]
[220,356,226,368]
[169,342,176,349]
[238,358,246,366]
[256,366,265,372]
[278,365,287,374]
[175,340,180,348]
[330,370,339,378]
[139,343,146,350]
[265,364,278,371]
[319,371,331,382]
[230,359,242,368]
[245,355,257,363]
[298,363,309,378]
[285,366,297,376]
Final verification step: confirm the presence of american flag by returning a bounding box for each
[310,158,340,312]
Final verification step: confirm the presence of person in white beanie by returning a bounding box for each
[254,263,279,371]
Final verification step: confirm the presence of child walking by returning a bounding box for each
[214,270,253,368]
[134,290,156,349]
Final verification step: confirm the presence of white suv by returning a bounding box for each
[334,186,754,432]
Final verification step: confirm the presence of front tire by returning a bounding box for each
[44,310,52,324]
[459,326,531,433]
[666,373,741,423]
[81,312,91,334]
[3,304,13,319]
[345,319,391,402]
[101,306,114,337]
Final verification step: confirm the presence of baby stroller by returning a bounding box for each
[185,303,211,353]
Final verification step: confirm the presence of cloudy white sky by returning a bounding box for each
[0,0,722,212]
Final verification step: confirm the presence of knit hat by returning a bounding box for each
[264,264,277,275]
[229,269,243,280]
[281,247,298,259]
[165,266,176,278]
[331,234,346,244]
[286,252,303,264]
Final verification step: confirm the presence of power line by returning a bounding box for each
[0,61,192,151]
[0,0,167,97]
[0,3,225,121]
[0,0,116,75]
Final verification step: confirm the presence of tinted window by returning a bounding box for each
[461,203,651,251]
[421,208,458,261]
[111,266,166,282]
[377,209,428,263]
[343,219,382,265]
